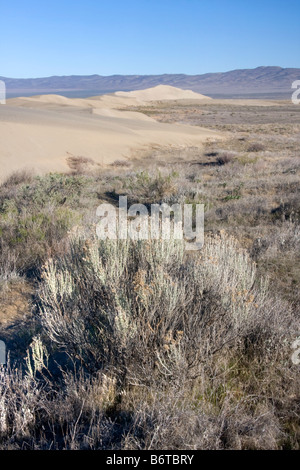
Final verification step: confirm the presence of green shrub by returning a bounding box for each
[114,170,179,204]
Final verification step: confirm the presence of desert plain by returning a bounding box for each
[0,85,300,450]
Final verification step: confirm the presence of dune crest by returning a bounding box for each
[115,85,211,102]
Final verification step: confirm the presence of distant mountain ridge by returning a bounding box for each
[1,66,299,99]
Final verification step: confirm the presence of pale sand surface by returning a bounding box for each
[115,84,212,102]
[0,86,224,179]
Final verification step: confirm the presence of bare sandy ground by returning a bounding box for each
[115,85,212,102]
[0,86,224,180]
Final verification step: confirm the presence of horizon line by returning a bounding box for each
[2,65,300,81]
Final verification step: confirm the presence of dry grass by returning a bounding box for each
[66,155,96,175]
[0,169,34,189]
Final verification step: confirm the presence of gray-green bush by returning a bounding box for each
[0,230,298,449]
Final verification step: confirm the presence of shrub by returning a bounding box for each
[0,205,81,274]
[38,232,295,387]
[0,173,88,274]
[217,152,235,165]
[0,169,34,189]
[247,143,265,152]
[66,155,96,174]
[113,170,179,204]
[0,361,42,439]
[110,160,132,168]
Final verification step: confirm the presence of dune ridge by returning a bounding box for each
[115,84,212,102]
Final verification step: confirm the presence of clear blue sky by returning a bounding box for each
[1,0,299,78]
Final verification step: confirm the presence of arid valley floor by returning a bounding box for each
[0,88,299,449]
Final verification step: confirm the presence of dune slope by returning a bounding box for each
[0,86,221,179]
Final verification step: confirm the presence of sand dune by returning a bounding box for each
[8,85,211,110]
[91,107,156,121]
[0,86,222,180]
[115,85,211,102]
[7,94,141,111]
